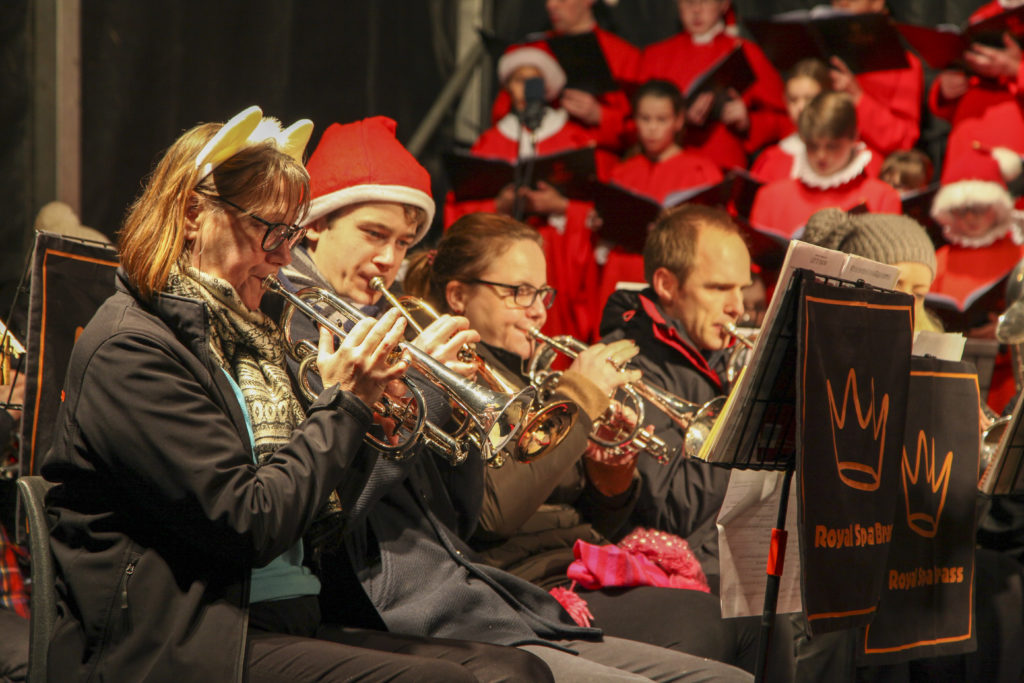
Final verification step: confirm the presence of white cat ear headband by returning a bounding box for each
[194,105,314,179]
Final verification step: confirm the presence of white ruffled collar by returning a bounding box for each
[1000,0,1024,9]
[496,108,570,157]
[794,143,872,189]
[779,133,804,160]
[690,21,725,45]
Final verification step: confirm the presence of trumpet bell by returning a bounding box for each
[512,400,578,463]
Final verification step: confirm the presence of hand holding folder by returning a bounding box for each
[896,5,1024,70]
[444,147,597,202]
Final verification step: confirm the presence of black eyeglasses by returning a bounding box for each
[468,278,556,309]
[208,195,307,252]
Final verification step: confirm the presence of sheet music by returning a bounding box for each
[717,469,802,618]
[912,330,966,361]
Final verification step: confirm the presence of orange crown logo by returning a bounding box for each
[827,368,890,492]
[900,430,952,539]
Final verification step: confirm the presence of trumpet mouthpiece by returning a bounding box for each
[369,276,386,292]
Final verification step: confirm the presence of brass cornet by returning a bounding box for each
[0,318,25,387]
[526,329,680,462]
[369,278,577,466]
[264,275,536,468]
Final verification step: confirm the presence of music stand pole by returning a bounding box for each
[754,464,794,683]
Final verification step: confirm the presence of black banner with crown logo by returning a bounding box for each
[18,232,118,475]
[858,357,978,663]
[795,277,914,635]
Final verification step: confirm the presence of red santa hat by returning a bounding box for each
[932,145,1021,247]
[497,43,566,102]
[303,116,435,244]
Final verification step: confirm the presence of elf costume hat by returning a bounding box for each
[932,145,1022,247]
[303,116,435,243]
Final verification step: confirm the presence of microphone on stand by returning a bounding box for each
[514,77,545,220]
[519,77,546,132]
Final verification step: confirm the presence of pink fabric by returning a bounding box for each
[566,528,710,593]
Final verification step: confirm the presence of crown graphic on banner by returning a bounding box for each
[900,430,952,539]
[827,368,890,492]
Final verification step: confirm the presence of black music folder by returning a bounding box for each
[444,147,597,202]
[744,11,909,74]
[546,31,619,95]
[593,176,735,252]
[684,45,757,115]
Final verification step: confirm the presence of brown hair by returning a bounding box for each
[787,58,831,93]
[118,121,310,300]
[643,204,741,284]
[879,149,934,192]
[314,202,427,234]
[632,79,685,115]
[404,213,543,312]
[797,91,857,142]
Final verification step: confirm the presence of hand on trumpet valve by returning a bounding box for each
[570,339,641,396]
[586,403,645,467]
[317,307,408,408]
[409,313,481,379]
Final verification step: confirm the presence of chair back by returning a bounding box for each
[16,475,55,683]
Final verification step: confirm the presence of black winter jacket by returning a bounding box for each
[600,288,733,579]
[41,272,378,683]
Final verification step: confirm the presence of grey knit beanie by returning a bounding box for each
[802,208,937,277]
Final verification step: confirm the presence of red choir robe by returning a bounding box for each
[853,51,924,157]
[638,29,789,170]
[749,147,901,241]
[930,233,1024,413]
[491,27,640,153]
[929,1,1024,167]
[445,109,605,341]
[597,150,724,317]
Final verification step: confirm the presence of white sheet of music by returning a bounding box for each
[717,469,803,618]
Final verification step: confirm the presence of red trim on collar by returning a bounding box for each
[638,296,723,391]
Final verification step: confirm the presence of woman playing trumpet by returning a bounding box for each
[404,212,791,680]
[39,107,553,683]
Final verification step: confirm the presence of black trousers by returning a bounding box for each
[246,597,553,683]
[580,585,795,683]
[0,607,28,682]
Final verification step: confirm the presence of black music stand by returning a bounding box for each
[703,267,910,682]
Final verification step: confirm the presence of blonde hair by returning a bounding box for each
[798,91,857,142]
[118,122,310,300]
[404,213,543,312]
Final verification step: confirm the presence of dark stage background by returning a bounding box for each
[0,0,987,322]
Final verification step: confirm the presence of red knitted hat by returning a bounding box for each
[303,116,434,243]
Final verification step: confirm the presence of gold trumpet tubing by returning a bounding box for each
[723,322,755,349]
[268,275,535,467]
[0,319,25,358]
[370,277,582,466]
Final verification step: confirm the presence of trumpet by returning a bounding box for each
[264,275,536,468]
[369,277,578,466]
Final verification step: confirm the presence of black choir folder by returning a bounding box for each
[443,147,597,202]
[684,46,756,115]
[545,31,619,95]
[744,10,909,74]
[593,169,762,253]
[897,5,1024,70]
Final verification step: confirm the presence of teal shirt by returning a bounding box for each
[221,369,321,603]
